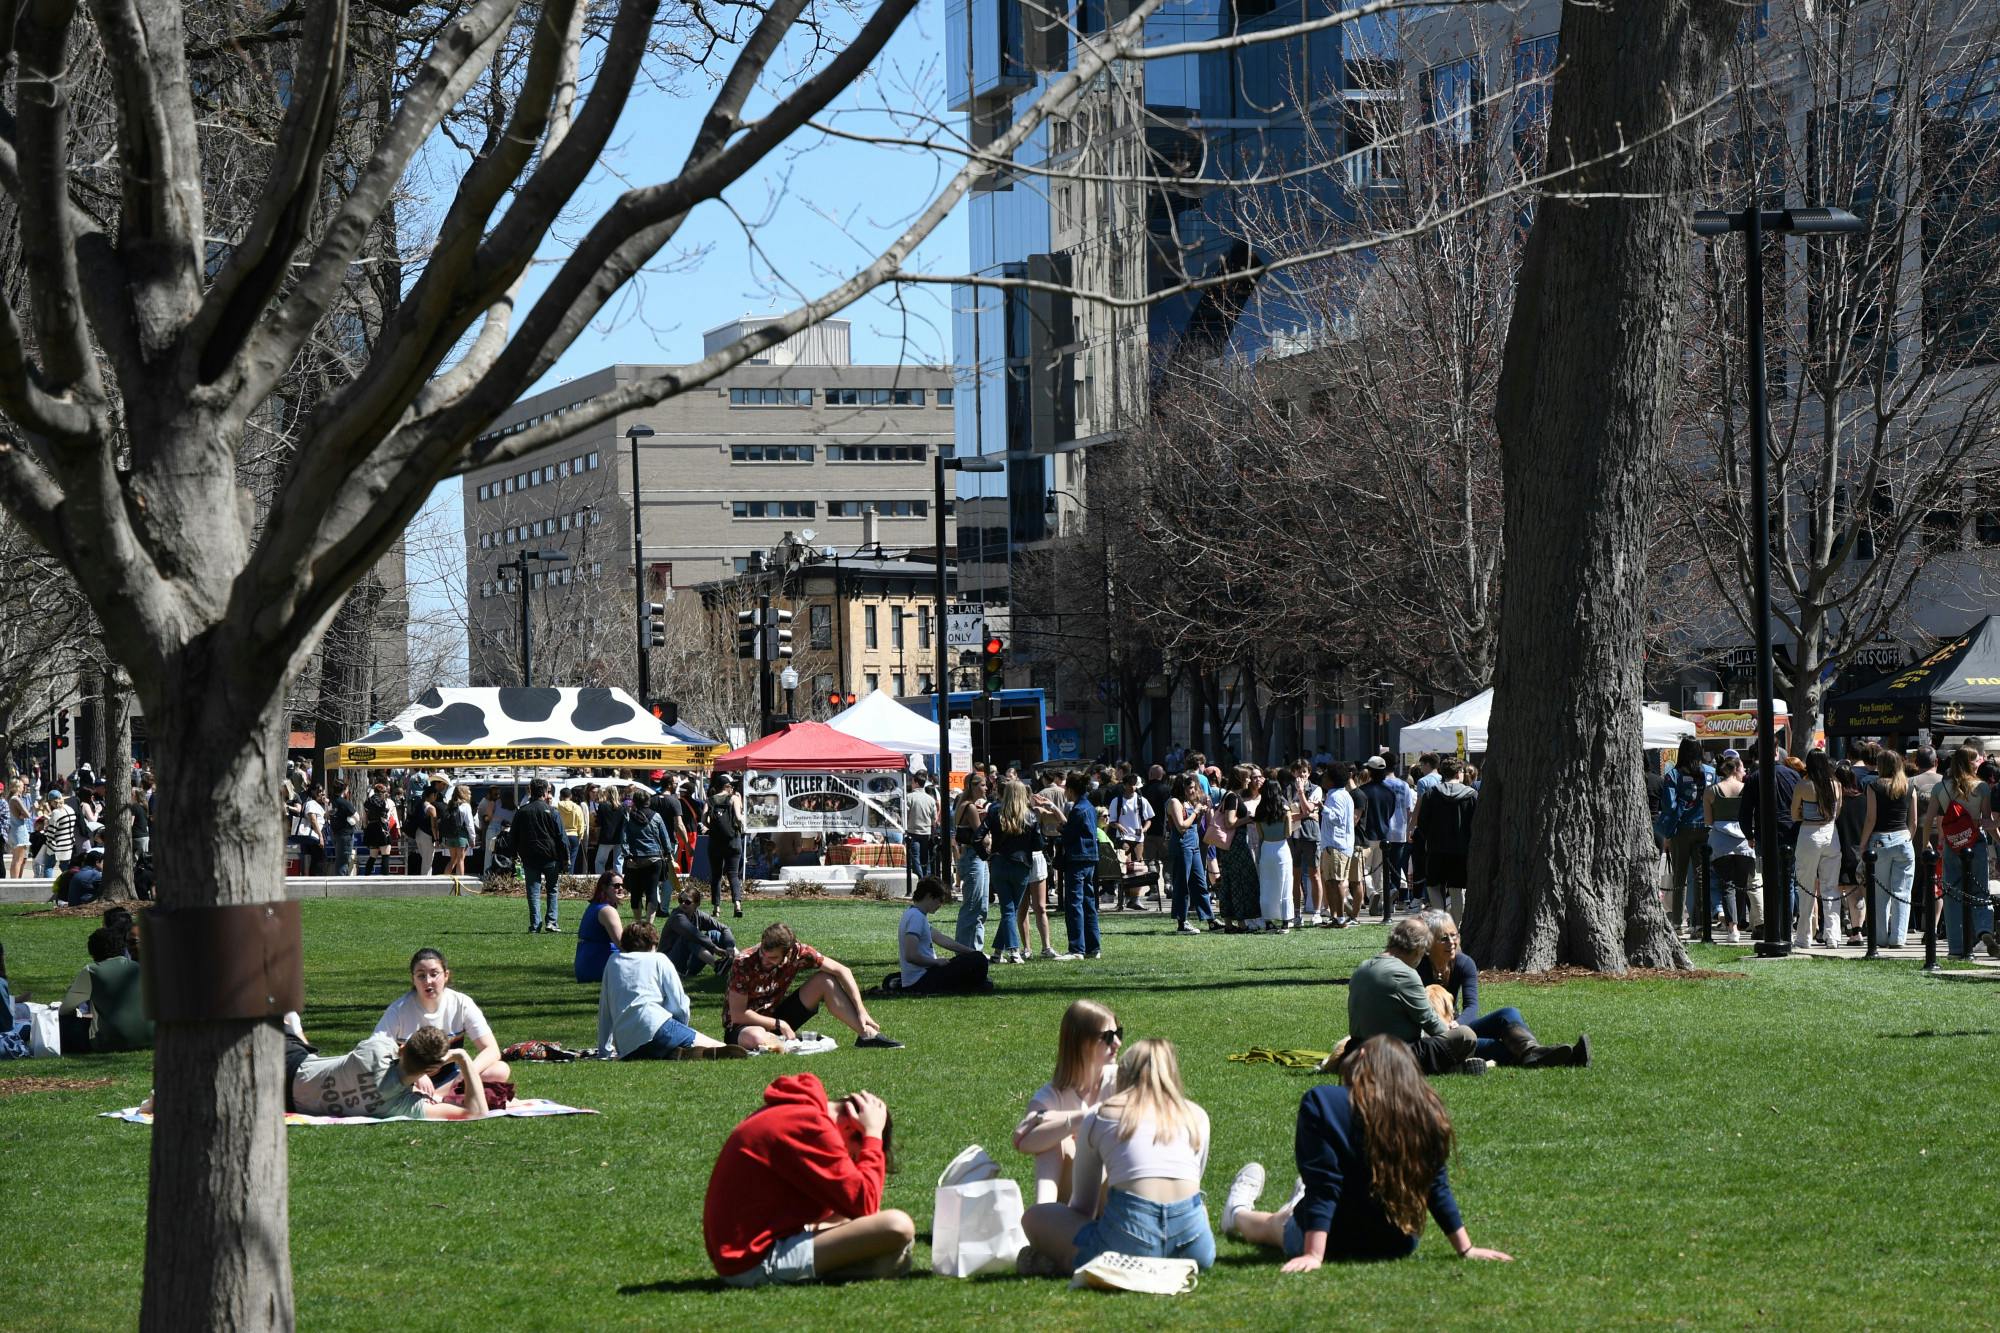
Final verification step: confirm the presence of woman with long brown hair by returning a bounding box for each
[1858,750,1917,948]
[1221,1036,1512,1268]
[1214,766,1263,932]
[1790,751,1843,950]
[952,773,993,951]
[983,778,1047,966]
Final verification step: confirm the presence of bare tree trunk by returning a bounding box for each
[313,580,379,764]
[1465,0,1737,972]
[101,670,135,899]
[139,681,294,1331]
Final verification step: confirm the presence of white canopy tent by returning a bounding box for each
[826,689,941,762]
[1398,688,1696,755]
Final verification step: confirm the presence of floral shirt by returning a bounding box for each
[725,943,823,1019]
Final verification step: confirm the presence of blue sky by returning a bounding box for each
[409,2,969,663]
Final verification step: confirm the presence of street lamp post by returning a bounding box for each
[1693,204,1863,959]
[500,549,570,686]
[626,423,657,700]
[934,451,1004,890]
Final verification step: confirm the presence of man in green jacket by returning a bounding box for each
[1347,916,1481,1076]
[58,926,152,1053]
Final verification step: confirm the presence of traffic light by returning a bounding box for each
[648,698,680,728]
[735,609,760,660]
[982,636,1005,694]
[826,690,858,709]
[647,601,666,649]
[767,608,794,661]
[54,708,69,750]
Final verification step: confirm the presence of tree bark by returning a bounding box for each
[1464,0,1738,973]
[138,675,295,1331]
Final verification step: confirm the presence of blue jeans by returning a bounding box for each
[1941,840,1992,956]
[1073,1190,1214,1271]
[1171,831,1211,926]
[565,834,581,872]
[1466,1007,1528,1065]
[991,856,1030,953]
[666,925,736,978]
[524,856,562,929]
[955,850,990,950]
[1383,841,1411,897]
[622,1017,698,1058]
[1869,832,1914,946]
[1064,861,1100,955]
[906,833,931,882]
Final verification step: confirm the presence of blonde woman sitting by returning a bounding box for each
[1014,999,1122,1204]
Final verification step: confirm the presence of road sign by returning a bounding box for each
[1102,723,1120,747]
[947,608,985,649]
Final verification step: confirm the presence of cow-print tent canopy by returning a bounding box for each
[322,687,722,772]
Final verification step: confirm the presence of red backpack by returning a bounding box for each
[1940,796,1981,852]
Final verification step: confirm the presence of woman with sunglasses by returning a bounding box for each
[573,870,627,984]
[1014,999,1123,1204]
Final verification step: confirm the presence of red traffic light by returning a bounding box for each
[984,636,1003,655]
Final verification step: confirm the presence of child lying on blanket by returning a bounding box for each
[288,1025,489,1120]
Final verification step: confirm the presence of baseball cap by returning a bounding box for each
[1365,756,1388,771]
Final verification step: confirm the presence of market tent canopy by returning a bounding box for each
[826,689,941,756]
[324,687,724,771]
[1825,617,2000,737]
[710,721,906,772]
[1399,688,1695,755]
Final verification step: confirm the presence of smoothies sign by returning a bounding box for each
[1685,709,1787,742]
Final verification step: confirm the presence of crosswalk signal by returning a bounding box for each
[982,636,1005,694]
[648,698,680,728]
[648,601,667,649]
[54,708,70,750]
[768,608,794,661]
[735,609,760,660]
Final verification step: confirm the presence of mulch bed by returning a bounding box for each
[0,1076,116,1099]
[1481,965,1745,985]
[17,902,135,919]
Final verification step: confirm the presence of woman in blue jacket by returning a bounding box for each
[1219,1036,1512,1268]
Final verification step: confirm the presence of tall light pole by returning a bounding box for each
[1693,204,1863,959]
[934,450,1004,888]
[500,549,570,686]
[626,422,657,701]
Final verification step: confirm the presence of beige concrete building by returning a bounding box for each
[461,319,956,688]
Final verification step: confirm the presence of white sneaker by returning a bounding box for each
[1724,926,1739,943]
[1037,947,1059,961]
[1054,951,1083,961]
[1223,1162,1266,1237]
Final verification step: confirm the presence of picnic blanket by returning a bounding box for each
[101,1099,597,1127]
[1226,1047,1332,1070]
[748,1032,839,1056]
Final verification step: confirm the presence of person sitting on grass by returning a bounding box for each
[1221,1035,1513,1268]
[573,870,626,984]
[702,1072,916,1287]
[894,878,991,995]
[1014,998,1121,1204]
[58,925,151,1054]
[596,921,744,1060]
[374,947,512,1096]
[1348,916,1483,1076]
[1414,911,1589,1069]
[1019,1038,1215,1277]
[724,922,903,1050]
[665,884,735,980]
[287,1024,489,1120]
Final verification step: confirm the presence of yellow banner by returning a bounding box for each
[324,743,722,771]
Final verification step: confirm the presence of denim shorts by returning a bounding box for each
[1072,1189,1214,1271]
[623,1017,698,1059]
[722,1229,816,1287]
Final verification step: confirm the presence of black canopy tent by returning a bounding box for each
[1824,616,2000,737]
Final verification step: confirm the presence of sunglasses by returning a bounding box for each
[1097,1027,1124,1046]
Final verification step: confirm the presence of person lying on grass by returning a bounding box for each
[1414,911,1589,1069]
[894,877,991,996]
[374,947,512,1097]
[596,921,745,1060]
[287,1025,490,1120]
[1014,998,1121,1204]
[724,921,902,1050]
[703,1072,916,1287]
[1221,1035,1512,1270]
[1018,1038,1215,1276]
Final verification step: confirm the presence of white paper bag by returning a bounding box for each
[24,1002,60,1057]
[932,1177,1027,1278]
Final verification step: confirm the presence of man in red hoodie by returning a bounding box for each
[703,1072,916,1287]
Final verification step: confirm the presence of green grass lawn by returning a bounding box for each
[1,893,1990,1330]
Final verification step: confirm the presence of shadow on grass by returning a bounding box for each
[620,1271,942,1296]
[1876,1028,2000,1039]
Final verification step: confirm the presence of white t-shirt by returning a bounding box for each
[1107,793,1153,840]
[292,1033,421,1119]
[375,987,492,1046]
[294,799,325,838]
[899,905,936,988]
[905,789,939,836]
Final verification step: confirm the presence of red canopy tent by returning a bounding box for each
[710,721,905,772]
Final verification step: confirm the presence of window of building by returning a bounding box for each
[814,672,835,698]
[826,444,926,462]
[937,388,955,406]
[729,387,813,406]
[918,606,931,650]
[828,499,927,517]
[731,499,817,518]
[1923,58,2000,371]
[893,673,906,697]
[918,673,933,694]
[864,605,878,649]
[864,672,880,692]
[503,477,514,494]
[591,509,602,526]
[541,465,555,483]
[892,610,905,651]
[810,603,833,649]
[558,459,570,478]
[823,387,924,407]
[733,557,751,574]
[479,533,491,549]
[559,513,571,532]
[730,444,814,462]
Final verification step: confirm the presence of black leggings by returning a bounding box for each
[628,859,667,918]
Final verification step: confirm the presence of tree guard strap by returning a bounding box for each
[140,902,304,1023]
